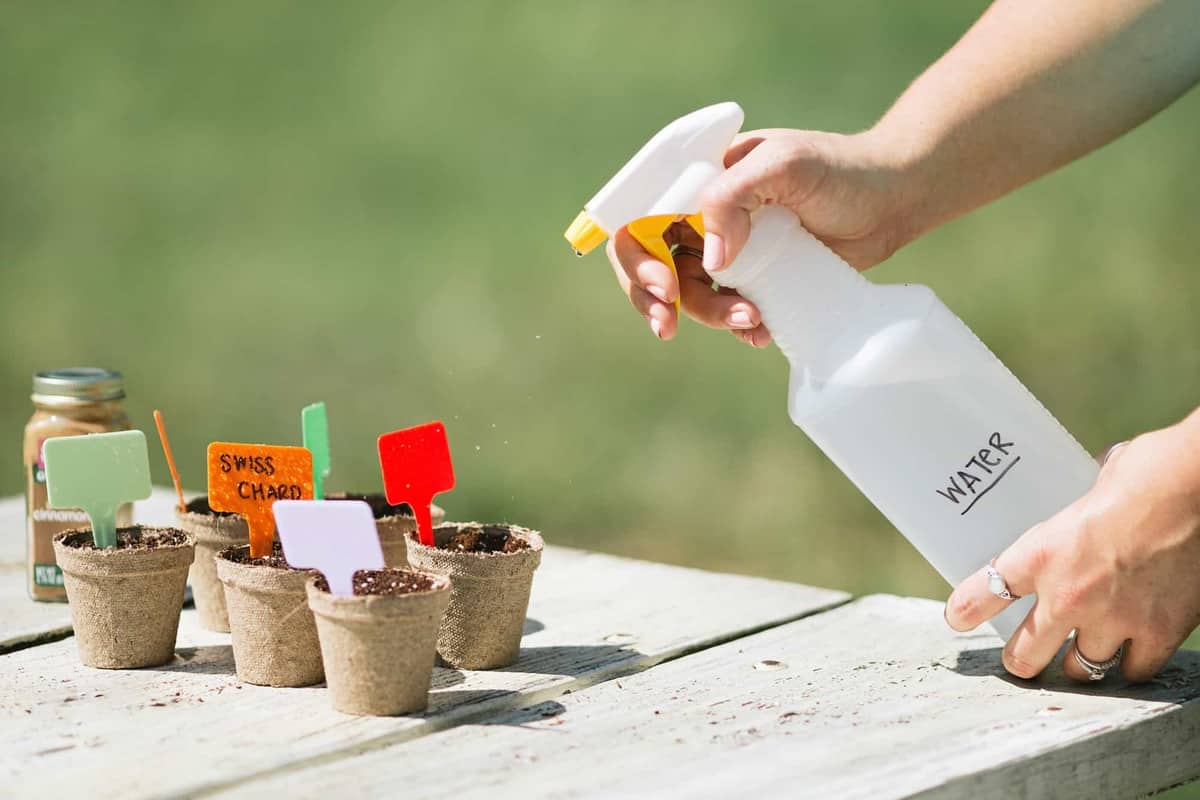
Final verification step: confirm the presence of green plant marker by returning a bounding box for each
[43,430,152,549]
[302,402,331,500]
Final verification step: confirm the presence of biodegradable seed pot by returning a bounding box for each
[216,544,324,687]
[52,526,194,669]
[307,568,451,716]
[176,496,248,632]
[327,492,445,568]
[406,522,543,670]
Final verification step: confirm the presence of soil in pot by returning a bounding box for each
[405,523,543,670]
[176,495,248,633]
[216,543,323,687]
[441,526,531,554]
[326,492,445,568]
[307,568,450,716]
[53,526,194,669]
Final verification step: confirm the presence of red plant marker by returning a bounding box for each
[377,422,455,547]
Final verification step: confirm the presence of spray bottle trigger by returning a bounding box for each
[626,214,706,312]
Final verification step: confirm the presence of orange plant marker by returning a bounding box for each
[207,442,313,557]
[153,409,187,512]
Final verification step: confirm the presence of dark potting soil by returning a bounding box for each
[220,542,295,570]
[312,569,441,596]
[328,492,413,519]
[440,525,530,554]
[58,526,190,551]
[185,496,237,517]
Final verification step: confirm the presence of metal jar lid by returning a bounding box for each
[32,368,125,402]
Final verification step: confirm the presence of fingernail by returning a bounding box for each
[646,284,669,303]
[728,310,753,329]
[702,233,725,272]
[650,318,663,339]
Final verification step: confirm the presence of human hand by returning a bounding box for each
[605,128,913,347]
[945,412,1200,682]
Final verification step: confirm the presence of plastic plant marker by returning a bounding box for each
[43,430,153,549]
[207,442,314,557]
[302,402,331,500]
[153,410,187,512]
[377,421,455,547]
[274,500,384,596]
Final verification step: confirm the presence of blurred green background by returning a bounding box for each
[3,0,1199,693]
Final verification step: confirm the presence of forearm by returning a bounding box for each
[872,0,1200,244]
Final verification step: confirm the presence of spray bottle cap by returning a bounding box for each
[564,102,745,257]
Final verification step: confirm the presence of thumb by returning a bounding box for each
[699,133,825,272]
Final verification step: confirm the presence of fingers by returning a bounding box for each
[606,218,771,346]
[628,283,675,340]
[731,326,772,349]
[700,134,827,271]
[677,267,760,331]
[723,129,791,167]
[1121,636,1178,683]
[1002,599,1074,679]
[607,229,678,339]
[611,226,679,304]
[945,525,1044,632]
[1063,630,1129,682]
[671,229,770,348]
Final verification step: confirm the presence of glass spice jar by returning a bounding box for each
[24,368,132,601]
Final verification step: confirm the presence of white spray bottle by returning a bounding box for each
[565,102,1099,638]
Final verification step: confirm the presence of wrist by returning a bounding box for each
[849,125,932,255]
[1154,409,1200,498]
[1173,408,1200,465]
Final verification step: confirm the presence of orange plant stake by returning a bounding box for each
[153,409,187,512]
[207,442,313,557]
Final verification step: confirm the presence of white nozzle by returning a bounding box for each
[584,102,744,233]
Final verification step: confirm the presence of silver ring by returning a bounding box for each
[985,558,1020,601]
[1102,440,1130,465]
[669,244,704,262]
[1072,638,1124,681]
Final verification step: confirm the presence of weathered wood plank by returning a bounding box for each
[225,595,1200,800]
[0,538,847,798]
[0,490,187,652]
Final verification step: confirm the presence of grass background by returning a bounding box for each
[2,3,1198,788]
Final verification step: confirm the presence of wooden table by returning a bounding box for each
[1,491,1197,799]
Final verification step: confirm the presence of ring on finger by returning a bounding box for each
[1102,440,1130,464]
[985,558,1020,601]
[1072,638,1124,681]
[670,244,705,262]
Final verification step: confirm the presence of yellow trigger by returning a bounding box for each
[627,214,706,312]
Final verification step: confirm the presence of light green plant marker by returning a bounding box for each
[302,402,331,500]
[43,430,153,549]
